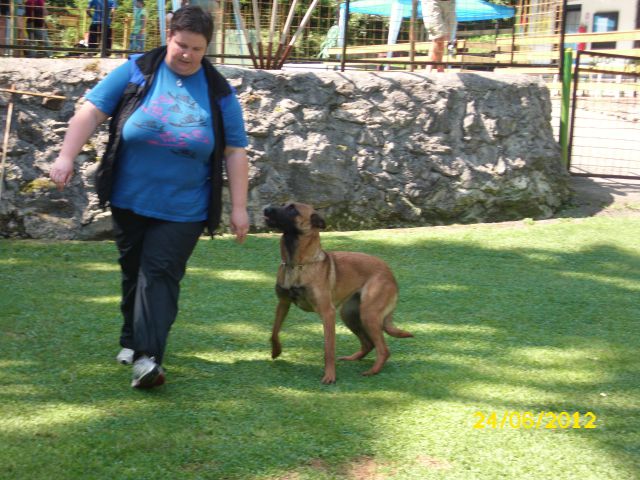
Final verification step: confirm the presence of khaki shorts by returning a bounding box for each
[422,0,457,41]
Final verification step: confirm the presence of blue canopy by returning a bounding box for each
[343,0,515,22]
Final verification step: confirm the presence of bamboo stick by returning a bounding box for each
[231,0,259,68]
[0,88,66,100]
[0,87,15,200]
[272,0,299,68]
[277,0,320,69]
[251,0,265,68]
[266,0,279,69]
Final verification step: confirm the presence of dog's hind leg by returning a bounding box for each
[338,294,374,361]
[358,284,395,376]
[359,314,390,376]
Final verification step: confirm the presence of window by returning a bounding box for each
[565,5,582,34]
[592,11,618,50]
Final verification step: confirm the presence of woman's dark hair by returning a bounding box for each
[169,5,214,44]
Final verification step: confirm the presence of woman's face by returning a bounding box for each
[165,30,208,77]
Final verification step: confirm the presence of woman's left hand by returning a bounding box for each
[50,157,74,191]
[230,207,249,244]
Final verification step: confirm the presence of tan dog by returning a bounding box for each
[263,202,413,384]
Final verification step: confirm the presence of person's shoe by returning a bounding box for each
[116,347,135,365]
[131,355,165,389]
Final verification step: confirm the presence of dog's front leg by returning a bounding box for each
[318,303,337,384]
[271,298,291,359]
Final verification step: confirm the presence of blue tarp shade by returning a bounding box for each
[336,0,514,53]
[343,0,515,23]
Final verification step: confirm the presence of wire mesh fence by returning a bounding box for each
[1,0,638,69]
[568,51,640,179]
[0,1,564,67]
[0,1,166,57]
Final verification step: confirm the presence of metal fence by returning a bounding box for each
[1,0,639,67]
[0,1,550,66]
[568,50,640,179]
[1,0,639,179]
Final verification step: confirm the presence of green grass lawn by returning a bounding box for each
[1,216,639,479]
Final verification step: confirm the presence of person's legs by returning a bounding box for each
[111,207,148,351]
[131,33,143,51]
[0,9,7,56]
[132,217,204,365]
[106,25,112,50]
[88,23,100,48]
[422,0,448,72]
[431,37,446,72]
[32,28,47,56]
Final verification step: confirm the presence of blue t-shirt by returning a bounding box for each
[88,0,117,25]
[86,60,249,222]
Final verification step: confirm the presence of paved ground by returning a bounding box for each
[555,176,640,219]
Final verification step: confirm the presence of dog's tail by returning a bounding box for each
[383,316,413,338]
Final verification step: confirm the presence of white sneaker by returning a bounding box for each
[116,347,135,365]
[131,355,165,389]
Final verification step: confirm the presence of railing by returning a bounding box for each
[322,29,640,71]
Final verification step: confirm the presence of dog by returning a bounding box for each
[263,202,413,384]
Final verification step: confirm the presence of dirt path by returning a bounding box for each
[555,176,640,219]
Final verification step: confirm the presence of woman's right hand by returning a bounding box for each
[49,157,74,191]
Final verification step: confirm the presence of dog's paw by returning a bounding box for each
[271,343,282,359]
[321,373,336,384]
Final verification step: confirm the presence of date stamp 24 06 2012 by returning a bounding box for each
[473,411,597,430]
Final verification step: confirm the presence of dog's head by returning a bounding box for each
[264,202,326,234]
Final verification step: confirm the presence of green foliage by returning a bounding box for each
[48,0,79,8]
[1,216,640,479]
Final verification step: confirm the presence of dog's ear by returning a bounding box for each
[310,212,326,230]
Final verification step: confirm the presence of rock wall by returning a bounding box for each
[0,59,570,239]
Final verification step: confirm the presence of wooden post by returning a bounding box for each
[410,0,418,71]
[340,0,351,73]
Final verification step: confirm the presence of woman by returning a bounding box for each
[129,0,146,51]
[50,6,250,389]
[25,0,50,56]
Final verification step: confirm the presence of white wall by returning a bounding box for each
[568,0,637,49]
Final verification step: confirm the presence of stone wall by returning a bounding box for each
[0,59,570,239]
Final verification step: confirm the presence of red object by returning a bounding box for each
[577,25,587,51]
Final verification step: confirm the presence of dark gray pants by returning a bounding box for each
[112,207,204,365]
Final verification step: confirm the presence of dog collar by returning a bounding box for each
[281,252,327,269]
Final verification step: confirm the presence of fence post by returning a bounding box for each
[560,48,572,168]
[567,49,582,169]
[340,0,351,72]
[559,0,568,80]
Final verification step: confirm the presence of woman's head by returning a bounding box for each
[166,5,213,76]
[169,5,213,44]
